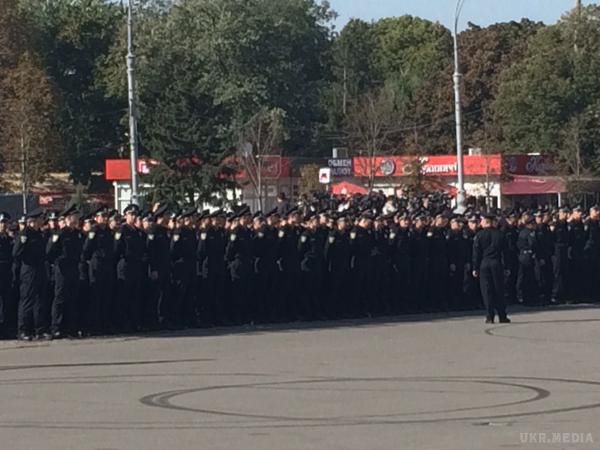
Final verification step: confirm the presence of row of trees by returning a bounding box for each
[1,0,599,204]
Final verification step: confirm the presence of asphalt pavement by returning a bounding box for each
[1,305,600,450]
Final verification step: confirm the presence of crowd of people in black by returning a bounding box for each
[0,190,598,341]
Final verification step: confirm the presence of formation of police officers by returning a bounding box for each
[1,190,599,341]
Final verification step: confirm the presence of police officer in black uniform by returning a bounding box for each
[82,206,115,334]
[585,206,600,302]
[170,209,199,328]
[114,204,146,332]
[225,208,253,324]
[298,214,326,320]
[568,206,587,302]
[410,215,430,313]
[0,212,13,338]
[349,212,374,317]
[251,212,278,323]
[324,215,352,318]
[13,209,49,340]
[46,205,84,338]
[198,210,228,325]
[534,211,553,304]
[501,212,519,305]
[276,208,302,321]
[472,214,510,324]
[550,207,571,304]
[517,216,537,304]
[388,213,412,314]
[447,216,467,310]
[145,205,171,329]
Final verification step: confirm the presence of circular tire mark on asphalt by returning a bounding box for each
[137,375,600,428]
[140,377,549,422]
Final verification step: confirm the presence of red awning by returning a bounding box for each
[331,181,368,195]
[502,175,567,195]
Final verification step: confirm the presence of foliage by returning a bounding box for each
[21,0,125,184]
[0,0,61,191]
[493,6,600,175]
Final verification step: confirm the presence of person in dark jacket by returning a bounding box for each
[0,212,13,338]
[83,207,115,334]
[113,204,146,332]
[517,217,538,305]
[388,213,412,314]
[550,207,571,304]
[298,214,326,320]
[13,209,49,340]
[46,205,84,338]
[145,205,171,329]
[472,214,510,324]
[225,209,253,324]
[198,211,228,325]
[324,215,352,318]
[349,212,374,317]
[170,209,199,328]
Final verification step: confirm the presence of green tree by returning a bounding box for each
[493,6,600,175]
[21,0,125,184]
[373,16,452,103]
[0,52,62,192]
[408,20,543,154]
[100,0,335,204]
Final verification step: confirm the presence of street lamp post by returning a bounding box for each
[453,0,466,211]
[127,0,140,206]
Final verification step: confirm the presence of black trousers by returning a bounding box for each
[552,246,569,301]
[18,266,46,335]
[51,260,79,334]
[517,255,536,303]
[172,262,196,326]
[87,264,114,333]
[479,259,507,320]
[0,265,10,331]
[116,260,142,332]
[202,271,226,324]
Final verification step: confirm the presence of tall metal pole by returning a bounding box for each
[20,133,27,215]
[127,0,140,206]
[453,0,466,210]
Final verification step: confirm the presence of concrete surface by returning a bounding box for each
[1,305,600,450]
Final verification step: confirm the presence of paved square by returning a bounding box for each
[1,305,600,450]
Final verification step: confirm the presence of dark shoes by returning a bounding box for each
[486,316,511,324]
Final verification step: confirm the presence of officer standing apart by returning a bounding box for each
[472,214,511,324]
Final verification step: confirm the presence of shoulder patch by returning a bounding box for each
[328,236,335,244]
[148,234,155,241]
[300,235,307,243]
[230,234,237,242]
[389,233,396,240]
[427,231,433,238]
[20,235,27,244]
[52,234,59,243]
[278,230,285,238]
[200,232,207,241]
[350,231,357,240]
[173,234,180,242]
[114,232,122,240]
[257,232,264,238]
[88,232,96,240]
